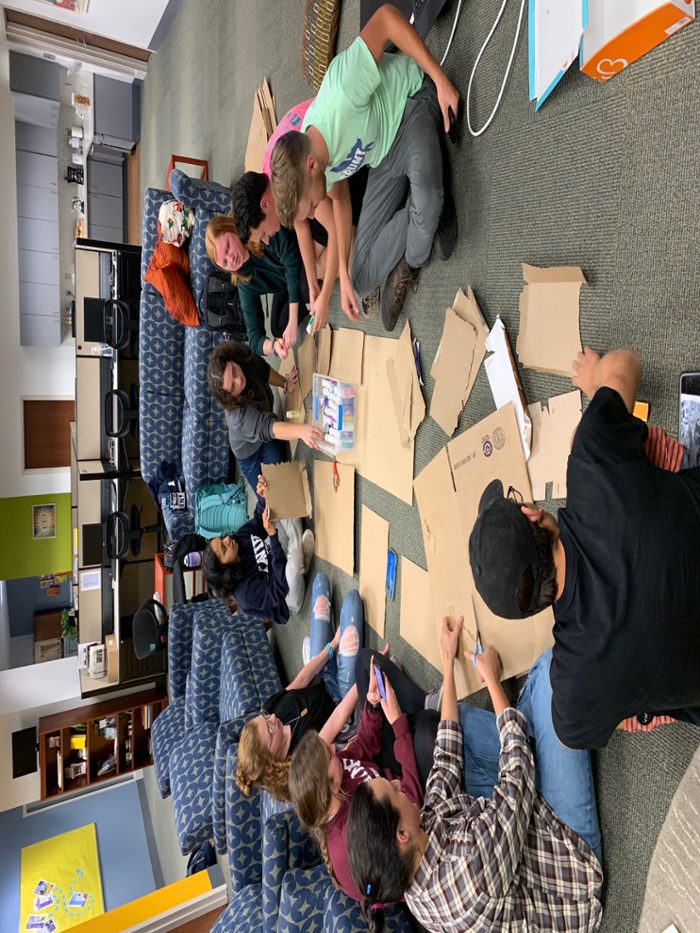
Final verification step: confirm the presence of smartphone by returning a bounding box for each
[373,662,387,701]
[679,372,700,449]
[386,548,397,600]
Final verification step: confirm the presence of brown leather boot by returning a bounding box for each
[381,260,420,331]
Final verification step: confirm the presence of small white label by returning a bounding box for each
[666,16,691,35]
[80,569,100,591]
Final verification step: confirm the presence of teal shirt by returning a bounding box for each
[302,36,423,189]
[237,226,302,356]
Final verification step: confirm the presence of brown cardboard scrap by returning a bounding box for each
[430,308,478,437]
[452,287,490,404]
[317,326,332,376]
[516,263,585,377]
[262,461,312,519]
[314,460,355,576]
[329,328,364,386]
[386,321,425,448]
[484,317,532,459]
[400,557,442,675]
[413,447,476,699]
[527,390,581,500]
[277,352,303,458]
[298,331,317,400]
[447,403,554,685]
[244,78,278,172]
[338,335,414,505]
[359,506,389,637]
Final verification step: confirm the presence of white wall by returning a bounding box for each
[0,41,75,499]
[1,0,171,50]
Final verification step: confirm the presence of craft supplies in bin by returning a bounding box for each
[312,374,356,456]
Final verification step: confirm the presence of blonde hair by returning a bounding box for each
[235,718,292,802]
[288,730,342,887]
[205,214,263,285]
[270,132,316,228]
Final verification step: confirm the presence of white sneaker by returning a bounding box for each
[302,636,311,666]
[302,529,315,574]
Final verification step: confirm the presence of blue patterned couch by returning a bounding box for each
[139,169,234,541]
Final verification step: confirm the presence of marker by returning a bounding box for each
[306,315,315,334]
[412,338,424,387]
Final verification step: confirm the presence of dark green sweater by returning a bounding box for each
[237,227,301,356]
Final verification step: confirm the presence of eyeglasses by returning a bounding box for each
[506,486,524,505]
[260,709,277,748]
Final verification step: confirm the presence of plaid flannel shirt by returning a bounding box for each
[406,711,603,933]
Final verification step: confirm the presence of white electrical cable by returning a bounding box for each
[440,0,464,66]
[465,0,527,136]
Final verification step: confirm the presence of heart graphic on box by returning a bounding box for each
[597,58,628,79]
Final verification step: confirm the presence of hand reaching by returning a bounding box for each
[261,503,276,536]
[273,337,289,361]
[256,474,269,498]
[571,346,601,400]
[285,364,299,395]
[464,643,502,685]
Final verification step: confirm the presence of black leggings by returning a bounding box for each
[355,648,438,789]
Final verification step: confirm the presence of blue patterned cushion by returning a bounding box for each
[184,605,234,726]
[169,720,218,854]
[139,289,185,396]
[212,715,254,855]
[141,186,173,286]
[169,169,233,310]
[168,603,198,699]
[150,696,186,798]
[182,403,229,513]
[278,867,329,933]
[183,325,225,412]
[261,789,292,827]
[324,888,412,933]
[263,810,323,933]
[226,741,264,891]
[211,885,262,933]
[219,619,282,722]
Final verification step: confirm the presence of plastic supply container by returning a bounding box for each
[312,374,357,456]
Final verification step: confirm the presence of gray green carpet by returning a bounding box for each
[141,2,700,930]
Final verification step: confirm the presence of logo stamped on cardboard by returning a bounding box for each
[482,435,493,457]
[493,427,505,450]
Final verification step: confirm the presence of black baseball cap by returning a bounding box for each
[469,479,542,619]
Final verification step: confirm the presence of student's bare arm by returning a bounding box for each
[360,3,459,131]
[328,180,359,321]
[572,347,641,413]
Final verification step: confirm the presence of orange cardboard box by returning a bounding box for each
[581,0,695,82]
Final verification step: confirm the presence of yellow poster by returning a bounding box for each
[19,824,104,933]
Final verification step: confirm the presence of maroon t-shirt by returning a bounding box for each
[326,705,423,901]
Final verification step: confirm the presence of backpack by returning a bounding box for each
[200,271,248,341]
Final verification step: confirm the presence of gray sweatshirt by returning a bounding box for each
[224,354,278,460]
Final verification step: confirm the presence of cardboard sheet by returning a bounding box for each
[298,331,317,400]
[359,506,389,637]
[527,389,581,499]
[516,263,585,377]
[277,352,303,457]
[317,326,332,376]
[329,327,364,386]
[386,320,425,448]
[338,335,414,505]
[430,307,478,437]
[245,78,277,172]
[452,286,490,404]
[484,316,532,459]
[447,404,554,688]
[400,557,442,675]
[262,461,312,519]
[314,460,355,576]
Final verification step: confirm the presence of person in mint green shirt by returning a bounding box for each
[270,3,460,332]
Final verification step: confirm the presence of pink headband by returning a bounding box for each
[371,903,384,911]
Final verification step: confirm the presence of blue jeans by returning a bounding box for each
[237,439,285,502]
[458,647,602,864]
[309,572,363,703]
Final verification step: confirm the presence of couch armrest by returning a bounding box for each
[170,169,232,213]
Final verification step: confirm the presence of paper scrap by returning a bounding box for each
[298,331,317,400]
[386,320,425,448]
[452,286,490,403]
[245,78,278,172]
[527,390,581,500]
[484,316,532,459]
[314,460,355,576]
[400,557,442,674]
[359,506,390,637]
[277,352,303,457]
[329,328,364,386]
[430,307,478,437]
[262,461,312,519]
[317,326,332,376]
[516,263,585,377]
[338,335,414,505]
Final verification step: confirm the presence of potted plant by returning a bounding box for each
[61,608,78,657]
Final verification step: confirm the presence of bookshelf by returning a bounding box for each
[38,688,167,799]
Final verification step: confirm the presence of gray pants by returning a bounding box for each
[350,78,444,298]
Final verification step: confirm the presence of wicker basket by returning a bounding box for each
[301,0,342,92]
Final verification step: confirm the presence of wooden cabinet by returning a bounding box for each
[38,688,167,799]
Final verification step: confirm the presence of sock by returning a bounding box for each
[407,264,419,275]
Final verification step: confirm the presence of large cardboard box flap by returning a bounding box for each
[451,286,490,404]
[314,460,355,576]
[329,328,364,385]
[581,0,695,83]
[245,78,278,172]
[386,320,425,448]
[527,390,582,500]
[262,461,312,519]
[278,352,304,457]
[484,317,532,459]
[400,557,442,673]
[517,263,584,377]
[430,308,477,437]
[317,326,332,376]
[298,331,317,400]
